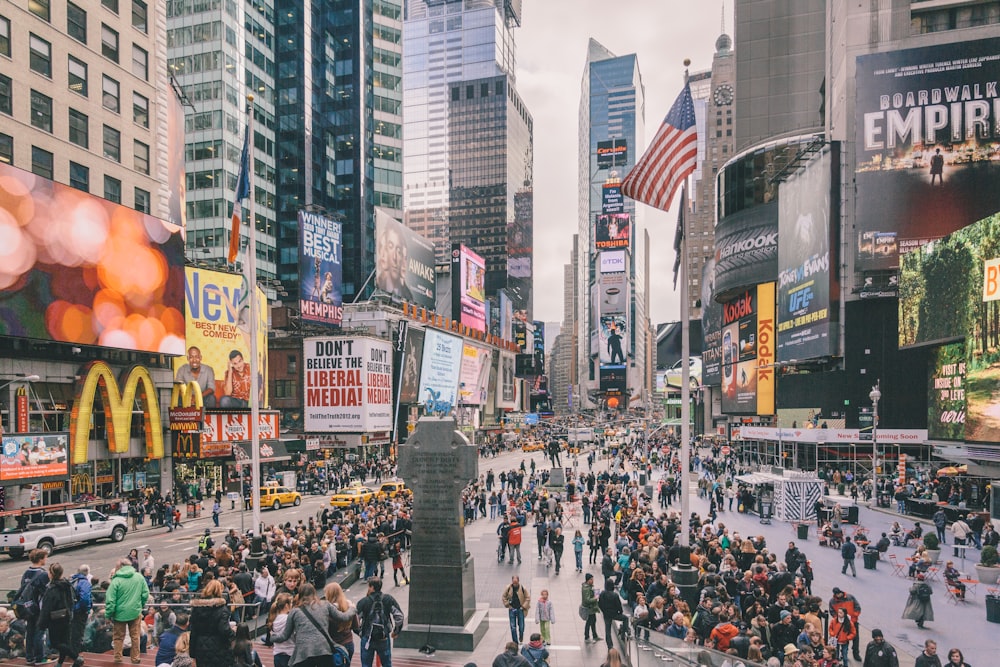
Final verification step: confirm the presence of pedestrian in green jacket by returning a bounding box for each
[581,573,600,643]
[105,559,150,664]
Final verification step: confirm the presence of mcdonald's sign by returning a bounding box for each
[69,361,164,465]
[172,430,201,459]
[169,381,204,430]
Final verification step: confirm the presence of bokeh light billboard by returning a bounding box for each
[0,162,185,352]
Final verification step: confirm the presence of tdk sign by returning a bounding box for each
[600,250,626,273]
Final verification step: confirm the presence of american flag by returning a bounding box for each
[622,82,698,212]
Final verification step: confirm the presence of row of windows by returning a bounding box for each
[912,4,1000,33]
[29,0,146,35]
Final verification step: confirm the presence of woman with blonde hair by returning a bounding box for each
[170,632,193,667]
[324,582,359,663]
[601,647,624,667]
[266,593,295,667]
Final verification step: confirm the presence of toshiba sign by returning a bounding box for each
[600,250,626,274]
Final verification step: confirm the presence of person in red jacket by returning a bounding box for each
[507,518,523,565]
[709,612,739,651]
[829,587,862,661]
[829,606,857,666]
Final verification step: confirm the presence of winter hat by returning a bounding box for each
[779,610,792,621]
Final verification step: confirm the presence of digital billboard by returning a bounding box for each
[398,327,424,405]
[374,208,436,308]
[0,161,185,353]
[701,257,722,386]
[303,337,393,433]
[597,139,628,169]
[600,366,627,394]
[595,213,631,250]
[298,210,343,327]
[176,267,268,408]
[498,351,517,409]
[532,321,545,373]
[458,343,492,405]
[451,243,487,333]
[855,38,1000,273]
[721,283,775,415]
[714,202,779,296]
[599,314,628,366]
[777,146,838,361]
[1,434,69,482]
[417,329,463,411]
[600,250,627,274]
[599,273,628,315]
[602,184,624,214]
[928,343,965,442]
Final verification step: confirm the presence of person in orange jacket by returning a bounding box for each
[708,611,740,651]
[507,517,523,565]
[829,605,857,666]
[829,587,862,661]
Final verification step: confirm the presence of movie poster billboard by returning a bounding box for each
[176,267,268,407]
[498,351,517,409]
[458,343,492,405]
[298,211,343,327]
[599,314,628,366]
[1,434,69,482]
[701,257,722,386]
[595,213,631,250]
[855,38,1000,273]
[303,337,393,432]
[928,343,965,441]
[0,161,186,353]
[417,329,463,411]
[777,146,838,361]
[398,327,424,405]
[714,202,779,295]
[451,244,487,333]
[597,139,628,169]
[721,283,775,415]
[374,208,435,308]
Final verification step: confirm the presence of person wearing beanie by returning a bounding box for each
[862,629,900,667]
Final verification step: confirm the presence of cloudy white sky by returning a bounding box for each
[516,1,723,325]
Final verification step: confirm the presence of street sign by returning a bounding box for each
[721,445,731,455]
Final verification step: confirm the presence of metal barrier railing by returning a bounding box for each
[616,621,766,667]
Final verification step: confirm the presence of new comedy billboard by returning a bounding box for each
[777,146,838,361]
[595,213,631,250]
[855,38,1000,273]
[176,267,268,408]
[451,243,487,333]
[0,161,185,353]
[720,282,775,415]
[304,337,393,432]
[417,329,463,411]
[458,343,492,405]
[374,208,435,308]
[298,210,343,327]
[714,202,779,296]
[928,343,965,442]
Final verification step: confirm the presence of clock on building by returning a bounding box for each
[713,84,734,106]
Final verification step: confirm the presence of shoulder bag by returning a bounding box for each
[299,605,350,667]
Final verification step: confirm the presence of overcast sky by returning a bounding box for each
[516,1,723,326]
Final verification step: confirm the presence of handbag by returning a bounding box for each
[299,605,350,667]
[49,608,70,620]
[578,605,590,621]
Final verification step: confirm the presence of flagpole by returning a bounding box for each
[679,62,692,548]
[245,93,263,535]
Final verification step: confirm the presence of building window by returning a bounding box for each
[69,161,89,191]
[131,0,147,32]
[68,56,88,96]
[0,74,10,115]
[0,16,9,57]
[133,92,148,127]
[287,355,297,374]
[29,0,50,21]
[30,90,52,132]
[104,175,121,202]
[68,108,89,148]
[0,133,11,164]
[134,187,149,213]
[103,125,120,162]
[102,75,119,112]
[134,140,149,174]
[67,3,87,43]
[102,0,118,13]
[101,24,118,63]
[31,146,53,179]
[131,45,148,80]
[29,34,52,77]
[273,379,297,399]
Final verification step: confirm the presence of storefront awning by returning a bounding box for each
[233,440,291,463]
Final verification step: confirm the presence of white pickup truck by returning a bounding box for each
[0,509,128,558]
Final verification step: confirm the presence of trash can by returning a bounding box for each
[186,502,200,518]
[863,550,879,570]
[987,594,1000,624]
[797,523,809,540]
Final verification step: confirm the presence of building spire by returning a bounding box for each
[721,1,725,34]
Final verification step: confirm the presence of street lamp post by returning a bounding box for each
[0,374,41,392]
[869,380,881,488]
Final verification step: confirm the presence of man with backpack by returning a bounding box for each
[70,565,92,657]
[355,576,403,667]
[15,549,49,665]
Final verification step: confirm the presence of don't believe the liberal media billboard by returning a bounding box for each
[298,211,343,327]
[304,337,393,433]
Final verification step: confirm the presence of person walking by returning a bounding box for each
[829,607,856,666]
[507,518,523,565]
[355,576,404,667]
[40,562,83,667]
[581,574,600,644]
[520,633,549,667]
[502,576,530,644]
[841,535,858,577]
[15,548,49,666]
[492,641,531,667]
[572,530,585,573]
[549,527,565,575]
[69,565,92,658]
[597,578,629,649]
[105,557,150,665]
[914,640,942,667]
[933,508,947,545]
[944,648,971,667]
[862,629,899,667]
[212,500,221,528]
[903,574,934,629]
[535,590,554,646]
[829,587,863,662]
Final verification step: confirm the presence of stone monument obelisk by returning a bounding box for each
[394,415,488,651]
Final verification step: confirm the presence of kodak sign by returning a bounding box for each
[756,282,775,416]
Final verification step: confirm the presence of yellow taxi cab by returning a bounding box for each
[329,485,375,507]
[375,480,407,500]
[521,440,544,452]
[258,483,301,510]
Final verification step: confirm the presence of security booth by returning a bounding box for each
[735,468,825,523]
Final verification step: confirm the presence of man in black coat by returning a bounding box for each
[862,628,899,667]
[597,579,629,649]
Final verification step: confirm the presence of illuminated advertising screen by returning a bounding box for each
[596,139,628,169]
[176,267,268,408]
[451,243,487,332]
[498,351,517,409]
[458,343,492,405]
[1,434,69,482]
[417,329,463,411]
[532,321,545,373]
[374,208,435,308]
[600,250,627,274]
[600,366,627,394]
[303,337,393,432]
[0,161,185,353]
[701,257,722,386]
[855,38,1000,273]
[777,146,838,361]
[602,184,624,214]
[928,343,966,441]
[599,273,628,315]
[721,283,775,415]
[599,314,628,366]
[298,210,343,327]
[714,202,778,295]
[398,327,424,405]
[513,320,527,352]
[595,213,631,250]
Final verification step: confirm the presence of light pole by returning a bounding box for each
[869,380,881,489]
[0,374,41,392]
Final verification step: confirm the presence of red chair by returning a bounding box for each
[888,554,906,578]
